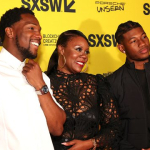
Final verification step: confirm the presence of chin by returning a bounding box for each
[77,70,82,73]
[72,69,81,74]
[136,56,149,61]
[28,53,37,59]
[142,54,150,60]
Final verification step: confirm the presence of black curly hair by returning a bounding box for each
[0,7,34,43]
[115,20,142,44]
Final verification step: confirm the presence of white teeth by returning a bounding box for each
[77,62,84,65]
[31,42,39,46]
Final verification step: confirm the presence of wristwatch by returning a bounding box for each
[36,85,49,95]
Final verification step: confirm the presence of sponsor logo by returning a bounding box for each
[88,34,117,47]
[42,33,117,47]
[0,39,2,46]
[95,1,125,12]
[21,0,76,12]
[43,34,59,46]
[143,3,150,15]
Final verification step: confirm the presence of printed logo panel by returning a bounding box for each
[21,0,76,12]
[95,1,125,13]
[143,3,150,15]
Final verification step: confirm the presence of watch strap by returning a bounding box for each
[35,85,49,95]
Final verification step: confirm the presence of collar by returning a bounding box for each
[0,47,25,71]
[53,69,82,80]
[125,57,150,69]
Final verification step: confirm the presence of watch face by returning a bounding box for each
[41,85,49,94]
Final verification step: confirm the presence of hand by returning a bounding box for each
[61,139,93,150]
[142,148,150,150]
[22,59,45,90]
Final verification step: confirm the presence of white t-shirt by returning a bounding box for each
[0,48,59,150]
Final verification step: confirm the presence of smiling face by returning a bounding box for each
[118,27,150,64]
[9,13,42,61]
[57,36,89,74]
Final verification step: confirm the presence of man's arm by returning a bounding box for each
[22,59,66,136]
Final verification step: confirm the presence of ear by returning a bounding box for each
[117,44,126,54]
[57,45,64,55]
[5,27,13,39]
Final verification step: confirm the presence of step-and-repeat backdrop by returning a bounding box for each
[0,0,149,75]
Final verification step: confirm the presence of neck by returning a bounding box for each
[134,59,149,70]
[3,45,24,62]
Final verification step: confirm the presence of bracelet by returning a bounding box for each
[90,138,96,150]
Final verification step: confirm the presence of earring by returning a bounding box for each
[81,63,88,73]
[123,51,126,53]
[58,54,66,68]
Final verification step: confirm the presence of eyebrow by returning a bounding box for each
[25,21,42,30]
[75,45,82,48]
[128,32,146,41]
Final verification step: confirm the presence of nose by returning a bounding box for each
[80,51,88,60]
[138,39,146,47]
[35,31,42,40]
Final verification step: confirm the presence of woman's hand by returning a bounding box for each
[62,139,94,150]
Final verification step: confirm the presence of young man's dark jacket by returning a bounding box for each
[107,58,150,150]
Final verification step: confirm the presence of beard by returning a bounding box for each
[15,36,37,60]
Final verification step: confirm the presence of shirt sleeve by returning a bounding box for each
[94,74,121,149]
[42,72,64,110]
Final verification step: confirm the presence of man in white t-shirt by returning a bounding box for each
[0,7,66,150]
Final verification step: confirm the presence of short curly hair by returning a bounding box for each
[115,20,142,44]
[0,7,34,42]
